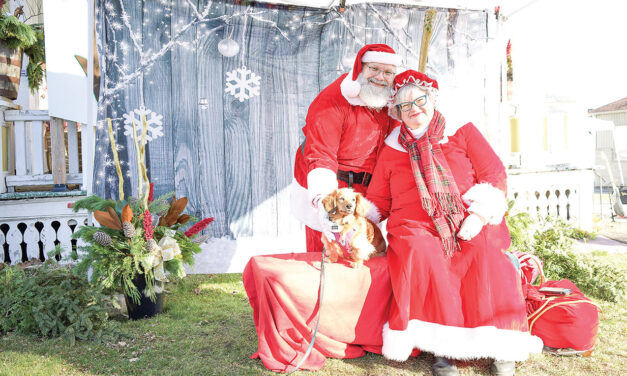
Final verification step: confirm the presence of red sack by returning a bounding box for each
[526,280,600,352]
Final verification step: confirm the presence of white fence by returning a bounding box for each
[507,168,594,230]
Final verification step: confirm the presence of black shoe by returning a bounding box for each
[431,356,459,376]
[491,360,515,376]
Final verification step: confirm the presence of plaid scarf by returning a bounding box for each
[398,110,465,256]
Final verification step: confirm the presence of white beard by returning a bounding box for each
[358,74,392,109]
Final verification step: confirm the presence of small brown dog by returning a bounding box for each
[320,188,386,268]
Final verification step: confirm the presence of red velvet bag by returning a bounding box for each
[525,280,600,353]
[513,251,601,354]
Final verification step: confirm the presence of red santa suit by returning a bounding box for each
[291,44,400,252]
[366,123,543,361]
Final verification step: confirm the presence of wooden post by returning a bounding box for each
[50,117,67,191]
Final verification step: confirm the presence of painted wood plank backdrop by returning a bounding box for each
[93,0,493,240]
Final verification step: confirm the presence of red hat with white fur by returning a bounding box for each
[341,44,402,98]
[391,69,439,96]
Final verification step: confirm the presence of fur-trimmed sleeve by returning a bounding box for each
[460,123,508,224]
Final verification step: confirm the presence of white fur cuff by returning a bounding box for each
[290,179,321,230]
[361,196,382,224]
[307,168,338,201]
[462,183,508,225]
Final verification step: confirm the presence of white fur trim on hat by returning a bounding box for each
[462,183,508,225]
[362,50,403,66]
[382,320,543,362]
[340,69,362,99]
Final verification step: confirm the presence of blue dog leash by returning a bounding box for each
[286,250,326,375]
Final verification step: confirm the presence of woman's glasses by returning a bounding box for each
[397,95,428,112]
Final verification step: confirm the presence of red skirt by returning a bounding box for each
[382,226,543,361]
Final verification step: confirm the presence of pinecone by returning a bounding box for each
[123,222,136,238]
[146,238,158,253]
[93,231,112,247]
[192,235,209,244]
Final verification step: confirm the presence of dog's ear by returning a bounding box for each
[354,193,369,217]
[321,191,337,213]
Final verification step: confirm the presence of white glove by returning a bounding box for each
[315,200,338,242]
[457,213,486,241]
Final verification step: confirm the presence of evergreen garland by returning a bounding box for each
[0,13,46,91]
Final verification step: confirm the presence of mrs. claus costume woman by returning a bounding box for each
[365,70,542,376]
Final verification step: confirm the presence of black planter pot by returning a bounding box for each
[124,275,164,320]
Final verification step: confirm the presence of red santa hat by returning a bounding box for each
[341,44,403,98]
[391,69,439,96]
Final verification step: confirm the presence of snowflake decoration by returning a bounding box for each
[123,107,164,142]
[225,66,261,102]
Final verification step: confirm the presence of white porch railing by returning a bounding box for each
[2,110,83,191]
[0,107,95,265]
[507,168,594,230]
[0,197,88,264]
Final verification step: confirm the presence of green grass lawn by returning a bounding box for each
[2,259,626,376]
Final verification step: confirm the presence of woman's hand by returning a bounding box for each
[457,212,487,241]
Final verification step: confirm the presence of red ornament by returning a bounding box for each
[184,217,214,238]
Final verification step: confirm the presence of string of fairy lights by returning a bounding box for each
[93,0,488,192]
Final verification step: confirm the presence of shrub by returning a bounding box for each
[507,211,626,302]
[0,262,119,344]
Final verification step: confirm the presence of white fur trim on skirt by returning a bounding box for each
[382,320,543,362]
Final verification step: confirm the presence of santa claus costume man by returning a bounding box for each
[365,70,543,376]
[291,44,402,252]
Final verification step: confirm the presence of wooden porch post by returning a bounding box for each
[50,116,67,191]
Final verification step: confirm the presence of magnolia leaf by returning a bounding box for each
[177,214,191,225]
[121,204,133,223]
[93,210,123,230]
[164,197,187,226]
[107,206,123,230]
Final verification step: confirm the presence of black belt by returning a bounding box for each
[337,170,372,187]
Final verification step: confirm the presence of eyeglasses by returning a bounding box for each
[397,95,428,112]
[364,64,395,79]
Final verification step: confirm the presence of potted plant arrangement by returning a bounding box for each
[0,3,46,99]
[71,116,213,319]
[71,185,213,319]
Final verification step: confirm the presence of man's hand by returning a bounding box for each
[457,213,486,241]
